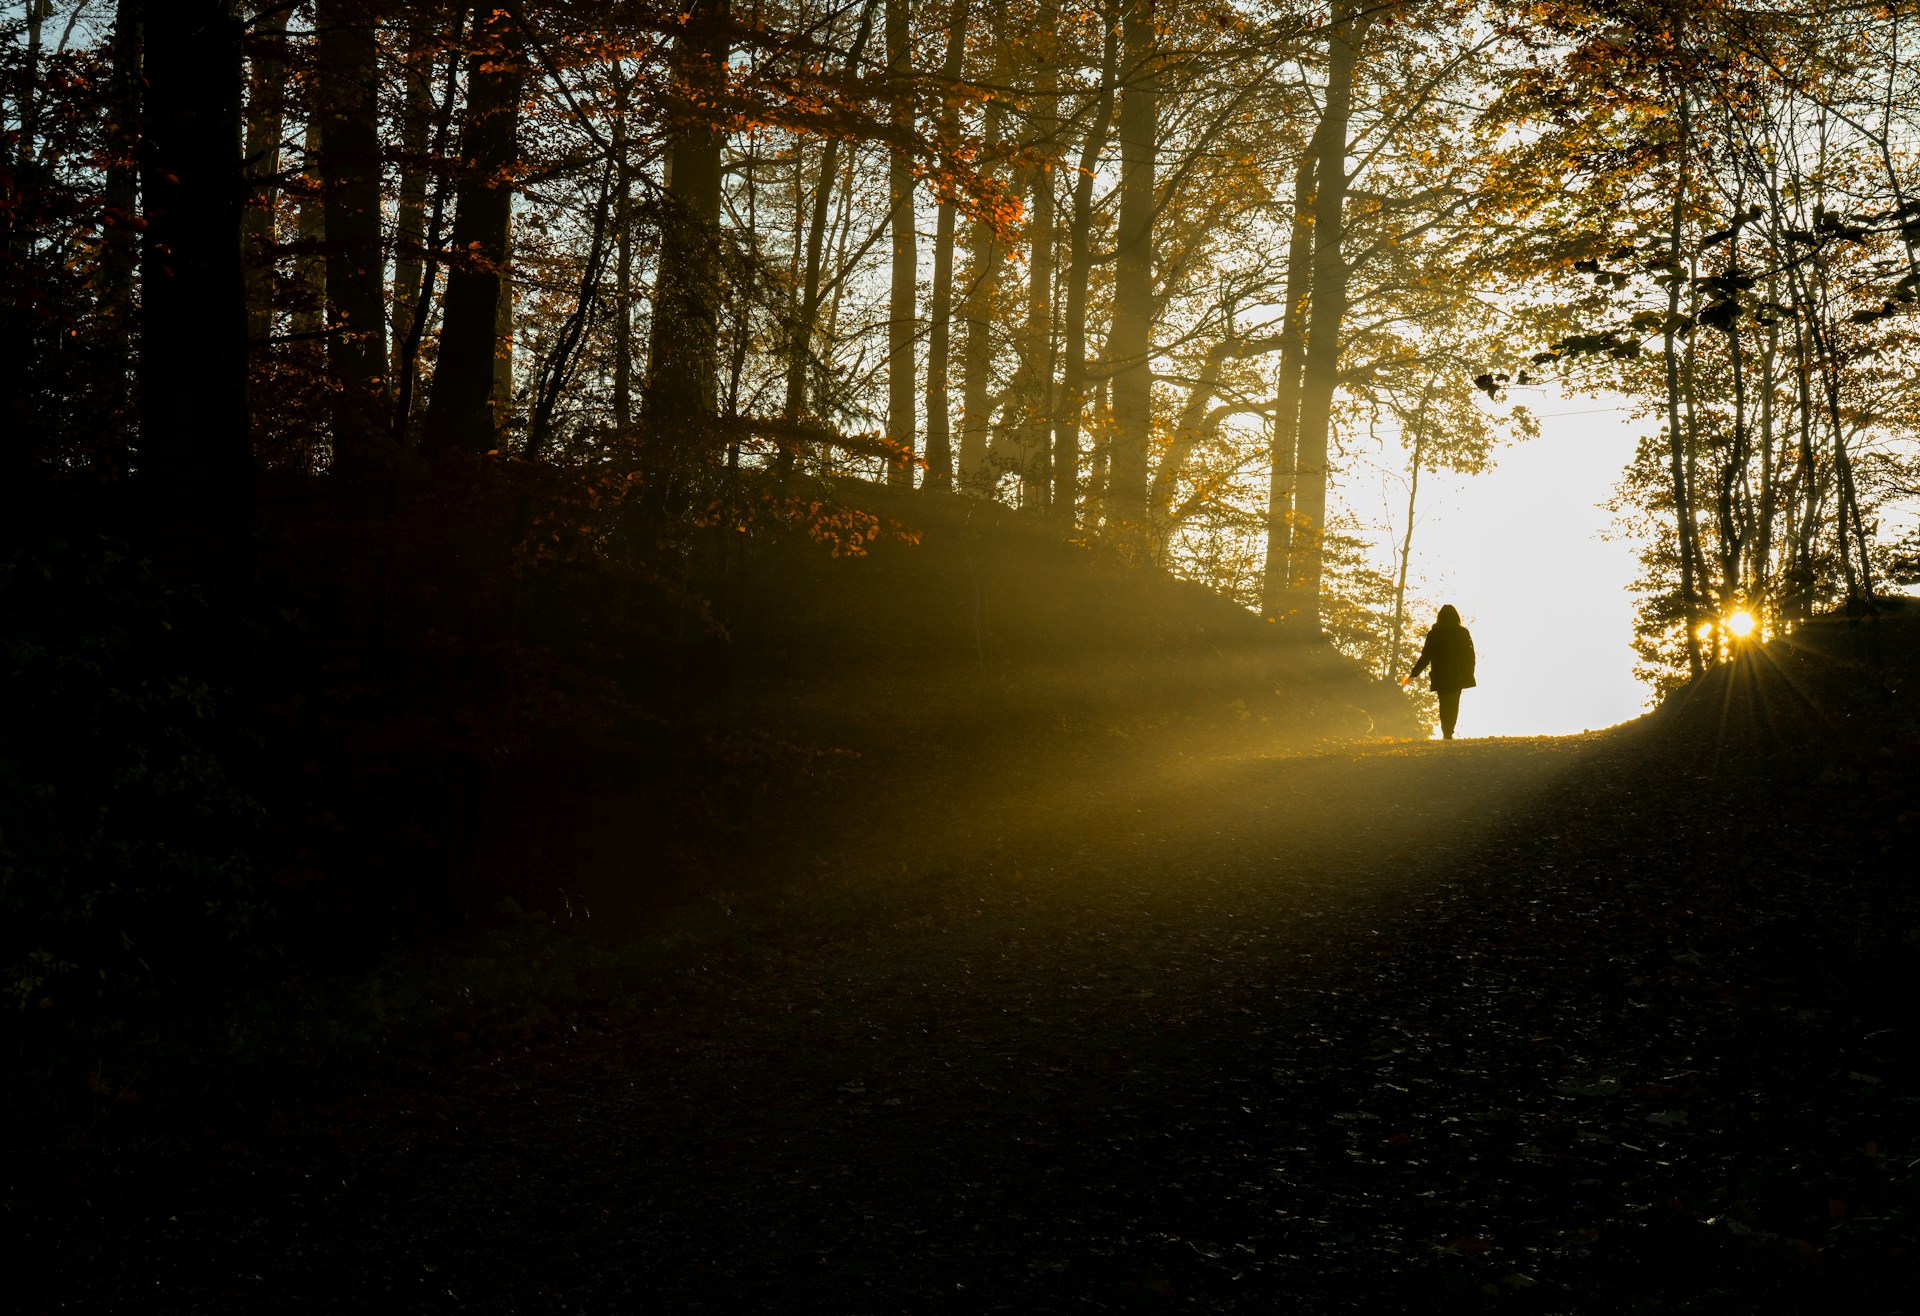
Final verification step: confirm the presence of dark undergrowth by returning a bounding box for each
[2,471,1400,1175]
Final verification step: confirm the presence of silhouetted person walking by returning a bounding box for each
[1406,604,1476,740]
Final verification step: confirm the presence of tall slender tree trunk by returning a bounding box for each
[99,0,142,425]
[1680,256,1716,660]
[1288,3,1365,634]
[391,3,469,439]
[1662,89,1704,675]
[1389,385,1432,678]
[1811,302,1871,601]
[1754,284,1779,625]
[923,0,969,492]
[1053,0,1118,523]
[390,7,434,384]
[139,0,252,590]
[421,3,526,458]
[958,30,1006,495]
[242,2,289,351]
[642,0,730,503]
[14,1,49,171]
[1720,310,1747,610]
[613,82,635,435]
[1017,0,1059,511]
[782,139,835,426]
[1105,0,1157,541]
[492,219,514,421]
[1260,151,1314,620]
[1,0,50,484]
[293,117,325,341]
[885,0,918,488]
[1791,312,1820,619]
[316,0,388,481]
[781,0,874,451]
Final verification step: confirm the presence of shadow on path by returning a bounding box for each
[38,697,1920,1312]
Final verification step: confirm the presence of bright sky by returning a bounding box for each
[1359,394,1652,738]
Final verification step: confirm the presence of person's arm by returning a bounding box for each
[1407,635,1433,681]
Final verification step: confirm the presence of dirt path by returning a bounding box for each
[34,716,1918,1312]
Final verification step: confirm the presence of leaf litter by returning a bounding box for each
[19,613,1920,1312]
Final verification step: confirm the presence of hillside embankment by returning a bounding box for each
[474,478,1418,936]
[17,593,1920,1313]
[3,476,1414,1169]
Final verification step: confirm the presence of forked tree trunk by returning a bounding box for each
[1148,333,1280,552]
[1260,151,1315,620]
[391,3,470,438]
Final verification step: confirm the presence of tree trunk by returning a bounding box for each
[98,0,142,423]
[1289,1,1366,634]
[316,0,389,481]
[642,0,729,502]
[1389,385,1432,678]
[780,0,874,448]
[139,0,252,591]
[1148,335,1277,549]
[14,1,48,172]
[527,164,615,460]
[781,139,834,427]
[1788,313,1819,621]
[1053,0,1118,523]
[1016,0,1058,512]
[957,29,1006,495]
[390,6,434,383]
[1,1,50,485]
[492,218,514,421]
[923,0,969,493]
[1754,278,1778,625]
[391,4,470,439]
[1105,0,1157,541]
[1662,88,1704,675]
[292,117,325,341]
[613,82,634,435]
[885,0,918,488]
[242,1,289,351]
[420,3,526,458]
[1260,151,1314,620]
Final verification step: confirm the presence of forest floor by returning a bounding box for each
[18,608,1920,1314]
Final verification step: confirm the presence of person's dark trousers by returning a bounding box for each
[1438,688,1461,739]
